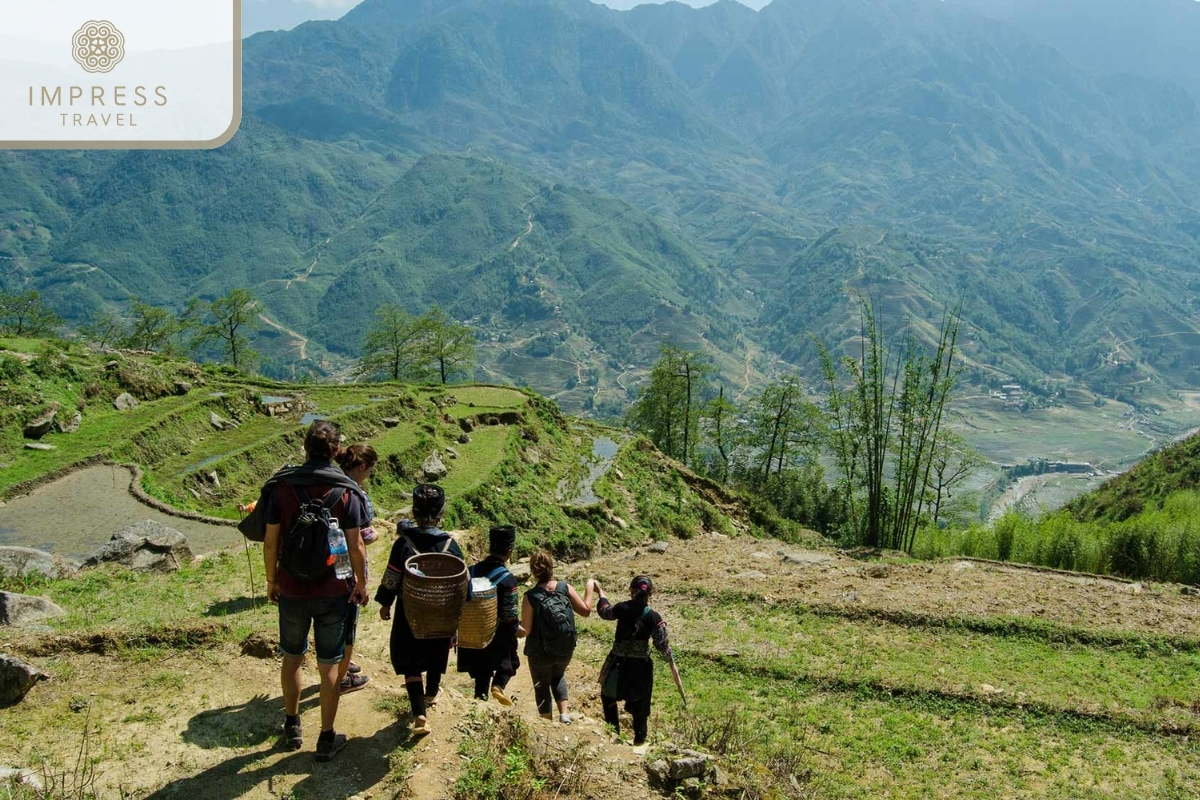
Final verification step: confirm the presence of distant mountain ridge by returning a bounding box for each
[5,0,1200,410]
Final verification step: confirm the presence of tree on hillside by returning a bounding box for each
[702,385,738,484]
[742,374,822,489]
[0,290,62,338]
[123,298,179,352]
[417,305,476,384]
[79,310,126,348]
[355,304,431,382]
[628,343,711,464]
[820,298,962,552]
[926,431,985,528]
[187,289,260,370]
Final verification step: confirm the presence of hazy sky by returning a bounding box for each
[243,0,768,36]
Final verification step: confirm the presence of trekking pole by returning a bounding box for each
[668,652,687,709]
[239,508,258,610]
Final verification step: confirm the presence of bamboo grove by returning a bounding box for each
[627,299,976,551]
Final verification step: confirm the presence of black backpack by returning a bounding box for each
[529,582,576,658]
[279,486,342,583]
[239,464,363,543]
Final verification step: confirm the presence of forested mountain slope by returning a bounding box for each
[4,0,1200,406]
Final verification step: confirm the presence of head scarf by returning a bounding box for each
[412,483,446,519]
[489,525,517,554]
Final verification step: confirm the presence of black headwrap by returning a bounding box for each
[412,483,446,519]
[489,525,517,554]
[631,575,653,605]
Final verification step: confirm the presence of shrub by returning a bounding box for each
[0,354,25,382]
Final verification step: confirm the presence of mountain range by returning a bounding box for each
[5,0,1200,412]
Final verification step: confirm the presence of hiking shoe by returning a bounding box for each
[559,713,572,725]
[283,718,303,751]
[314,732,347,762]
[490,686,513,707]
[347,661,362,675]
[340,673,370,694]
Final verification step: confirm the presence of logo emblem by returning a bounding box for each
[72,21,125,74]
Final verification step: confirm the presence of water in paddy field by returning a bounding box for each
[300,413,327,425]
[557,435,621,506]
[0,466,238,559]
[260,395,291,405]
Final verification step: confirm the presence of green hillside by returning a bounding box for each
[0,336,774,558]
[5,0,1200,413]
[1067,430,1200,523]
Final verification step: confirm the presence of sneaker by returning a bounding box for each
[340,673,370,694]
[490,686,513,707]
[559,713,572,725]
[314,732,347,762]
[347,661,362,675]
[283,718,303,751]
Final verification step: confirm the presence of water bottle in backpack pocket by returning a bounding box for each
[327,518,353,580]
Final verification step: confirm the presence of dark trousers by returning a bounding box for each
[527,654,571,715]
[404,671,442,718]
[603,695,651,744]
[473,671,512,700]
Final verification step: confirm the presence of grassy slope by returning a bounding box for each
[1068,430,1200,522]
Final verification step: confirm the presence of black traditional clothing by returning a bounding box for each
[596,597,671,744]
[374,524,464,677]
[457,555,521,697]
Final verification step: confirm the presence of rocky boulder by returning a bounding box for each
[382,418,400,428]
[422,452,449,481]
[23,405,58,440]
[113,393,139,411]
[209,411,239,431]
[83,521,194,572]
[23,443,55,451]
[648,540,670,554]
[509,562,532,582]
[0,547,79,579]
[0,592,65,627]
[55,410,82,434]
[0,655,48,706]
[174,381,193,395]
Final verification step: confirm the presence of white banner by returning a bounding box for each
[0,0,241,148]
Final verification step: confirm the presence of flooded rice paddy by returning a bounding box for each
[0,466,237,558]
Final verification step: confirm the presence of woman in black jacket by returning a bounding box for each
[375,484,463,737]
[457,525,524,704]
[590,575,672,745]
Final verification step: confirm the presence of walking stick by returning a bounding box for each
[239,508,258,610]
[668,652,687,709]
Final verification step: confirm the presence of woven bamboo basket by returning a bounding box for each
[403,552,468,640]
[457,579,499,650]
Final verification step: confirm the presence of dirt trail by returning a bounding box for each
[13,534,1200,800]
[258,313,309,360]
[509,198,535,251]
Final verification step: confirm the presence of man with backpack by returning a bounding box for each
[519,550,595,724]
[261,420,370,762]
[457,525,524,704]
